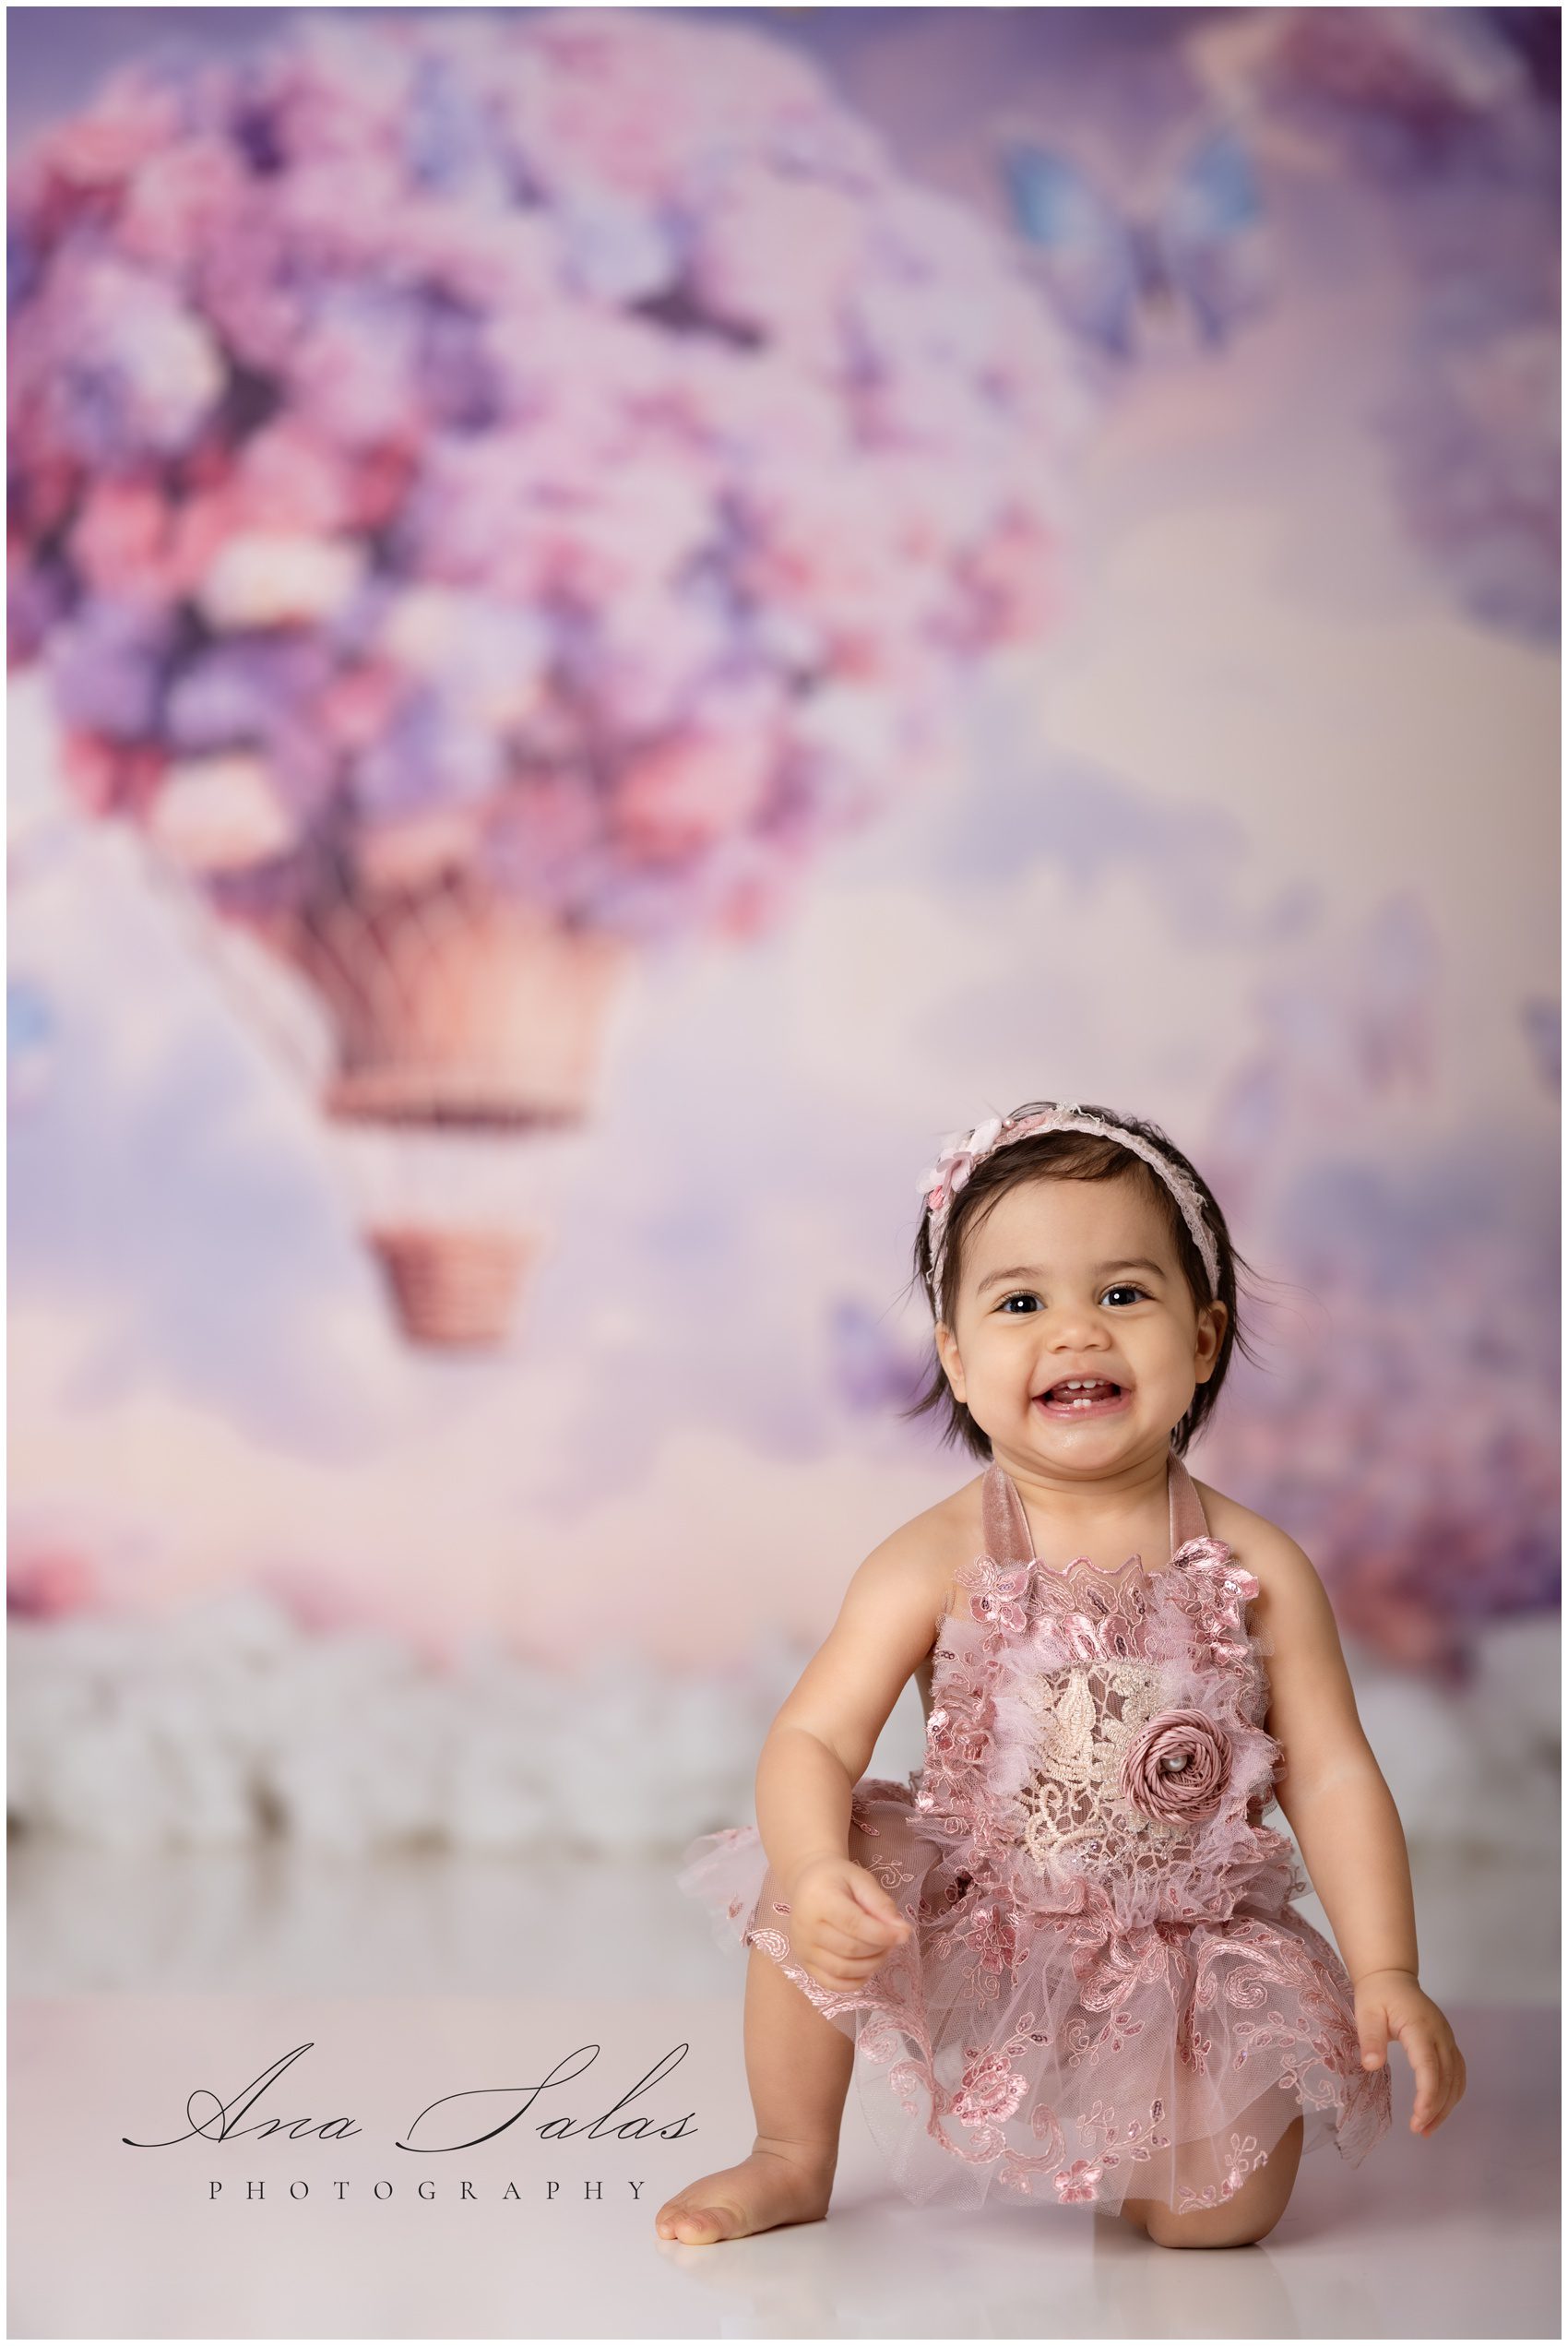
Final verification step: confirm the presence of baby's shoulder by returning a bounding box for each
[1190,1479,1311,1597]
[917,1475,996,1636]
[861,1481,983,1645]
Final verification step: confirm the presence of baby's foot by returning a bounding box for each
[654,2139,836,2245]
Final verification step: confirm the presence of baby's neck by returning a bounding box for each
[994,1447,1173,1560]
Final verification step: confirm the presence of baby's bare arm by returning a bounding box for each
[1248,1521,1469,2131]
[755,1521,945,1898]
[1248,1518,1420,1982]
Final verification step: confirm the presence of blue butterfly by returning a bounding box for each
[999,122,1272,362]
[7,973,56,1111]
[825,1297,927,1418]
[1520,994,1560,1095]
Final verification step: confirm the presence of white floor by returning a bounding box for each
[7,1833,1559,2003]
[7,1838,1561,2340]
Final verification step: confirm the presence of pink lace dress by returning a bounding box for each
[677,1451,1392,2216]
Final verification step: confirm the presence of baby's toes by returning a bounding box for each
[657,2198,732,2244]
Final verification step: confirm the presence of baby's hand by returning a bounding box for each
[1353,1968,1467,2137]
[785,1856,912,1994]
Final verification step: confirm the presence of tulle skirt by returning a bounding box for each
[678,1776,1392,2217]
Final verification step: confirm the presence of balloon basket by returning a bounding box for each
[365,1224,538,1350]
[231,881,638,1347]
[277,885,635,1129]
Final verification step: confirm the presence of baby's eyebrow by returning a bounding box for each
[974,1258,1166,1293]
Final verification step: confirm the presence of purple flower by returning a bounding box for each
[166,636,333,753]
[45,596,171,740]
[351,689,502,820]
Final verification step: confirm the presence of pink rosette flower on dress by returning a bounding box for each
[1119,1709,1234,1827]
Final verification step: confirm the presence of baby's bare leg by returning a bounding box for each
[1121,2094,1305,2248]
[655,1940,855,2245]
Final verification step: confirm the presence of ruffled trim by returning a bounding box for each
[678,1784,1391,2215]
[675,1824,771,1952]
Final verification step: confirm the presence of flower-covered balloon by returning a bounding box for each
[8,9,1091,947]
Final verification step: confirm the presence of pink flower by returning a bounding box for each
[965,1902,1021,1979]
[917,1114,1008,1220]
[916,1706,973,1812]
[117,139,250,277]
[613,722,776,861]
[687,167,870,351]
[70,479,182,600]
[316,662,408,756]
[7,1547,98,1619]
[1052,2158,1105,2203]
[960,511,1065,645]
[953,2047,1028,2127]
[967,1557,1032,1638]
[283,285,423,447]
[1119,1710,1235,1825]
[25,68,178,196]
[231,421,358,536]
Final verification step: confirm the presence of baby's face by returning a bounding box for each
[934,1173,1225,1471]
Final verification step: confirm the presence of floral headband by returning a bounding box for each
[916,1101,1221,1311]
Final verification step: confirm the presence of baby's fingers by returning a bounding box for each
[829,1890,909,1947]
[1420,2047,1464,2136]
[842,1862,905,1913]
[1411,2037,1467,2135]
[814,1917,897,1959]
[804,1936,900,1990]
[1400,2022,1453,2133]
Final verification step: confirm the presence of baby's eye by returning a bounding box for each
[996,1285,1147,1313]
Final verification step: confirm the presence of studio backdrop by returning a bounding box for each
[6,6,1559,2333]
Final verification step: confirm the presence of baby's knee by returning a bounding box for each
[1145,2208,1276,2250]
[1143,2108,1302,2249]
[1143,2175,1292,2250]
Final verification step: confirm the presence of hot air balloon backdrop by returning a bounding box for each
[6,1,1558,2166]
[8,9,1089,1345]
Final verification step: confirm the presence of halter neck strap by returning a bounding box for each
[982,1450,1209,1569]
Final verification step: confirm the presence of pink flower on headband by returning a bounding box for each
[919,1113,1004,1210]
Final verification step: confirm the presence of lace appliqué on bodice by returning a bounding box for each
[1016,1653,1195,1885]
[920,1530,1299,1944]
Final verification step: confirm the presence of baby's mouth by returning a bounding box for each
[1034,1378,1130,1419]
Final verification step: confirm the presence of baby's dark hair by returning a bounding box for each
[900,1101,1265,1462]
